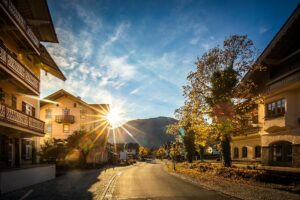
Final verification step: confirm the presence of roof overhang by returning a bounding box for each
[37,44,66,81]
[12,0,58,43]
[242,4,300,83]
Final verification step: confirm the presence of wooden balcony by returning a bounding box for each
[0,43,39,95]
[55,115,75,124]
[267,69,300,93]
[0,103,44,135]
[0,0,40,54]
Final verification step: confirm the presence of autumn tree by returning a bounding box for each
[139,146,150,159]
[175,35,262,167]
[156,146,166,159]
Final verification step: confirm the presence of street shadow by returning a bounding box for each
[0,165,117,200]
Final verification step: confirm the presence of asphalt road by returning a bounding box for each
[111,160,234,200]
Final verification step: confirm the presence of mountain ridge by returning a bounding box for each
[109,116,177,148]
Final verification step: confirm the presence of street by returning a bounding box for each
[108,160,233,200]
[0,161,234,200]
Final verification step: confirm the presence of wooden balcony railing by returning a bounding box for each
[0,0,40,51]
[267,69,300,92]
[55,115,75,124]
[0,103,44,134]
[0,43,40,94]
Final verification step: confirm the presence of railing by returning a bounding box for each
[0,43,39,94]
[0,0,40,49]
[55,115,75,124]
[0,103,44,134]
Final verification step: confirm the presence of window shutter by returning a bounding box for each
[22,101,26,113]
[32,107,35,117]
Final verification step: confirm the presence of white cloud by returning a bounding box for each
[259,26,268,34]
[130,88,140,95]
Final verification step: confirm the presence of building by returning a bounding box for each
[40,89,110,163]
[231,5,300,167]
[0,0,66,193]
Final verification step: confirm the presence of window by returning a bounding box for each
[80,109,86,119]
[46,124,52,133]
[242,147,248,158]
[233,147,239,158]
[63,108,70,115]
[266,99,285,118]
[11,95,17,109]
[22,102,35,117]
[22,140,32,160]
[45,109,52,119]
[25,144,32,159]
[255,146,261,158]
[63,124,70,133]
[73,103,77,108]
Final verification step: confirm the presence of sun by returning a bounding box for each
[105,108,124,129]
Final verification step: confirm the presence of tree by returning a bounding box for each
[156,146,166,159]
[139,146,149,159]
[66,130,95,166]
[39,139,68,163]
[175,35,262,167]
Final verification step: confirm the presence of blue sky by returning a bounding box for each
[42,0,299,121]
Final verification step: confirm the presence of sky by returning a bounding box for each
[42,0,299,122]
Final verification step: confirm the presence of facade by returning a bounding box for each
[0,0,65,169]
[231,5,300,167]
[0,0,65,193]
[40,89,110,163]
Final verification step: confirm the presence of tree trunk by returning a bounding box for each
[221,135,231,167]
[80,150,88,167]
[199,145,204,162]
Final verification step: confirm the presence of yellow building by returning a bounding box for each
[0,0,65,193]
[231,5,300,167]
[40,89,110,163]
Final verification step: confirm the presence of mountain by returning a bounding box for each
[109,117,177,148]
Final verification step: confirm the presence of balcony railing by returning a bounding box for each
[267,69,300,92]
[55,115,75,124]
[0,0,40,51]
[0,43,39,94]
[0,103,44,134]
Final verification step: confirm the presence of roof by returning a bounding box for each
[41,89,109,113]
[38,44,66,81]
[242,4,300,82]
[13,0,58,43]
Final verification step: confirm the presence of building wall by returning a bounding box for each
[232,87,300,167]
[231,134,261,162]
[40,96,100,141]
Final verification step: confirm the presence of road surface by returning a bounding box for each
[0,161,235,200]
[109,160,234,200]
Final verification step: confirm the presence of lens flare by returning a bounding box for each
[105,107,125,128]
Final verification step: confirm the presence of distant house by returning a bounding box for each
[110,143,139,161]
[231,5,300,167]
[40,89,110,164]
